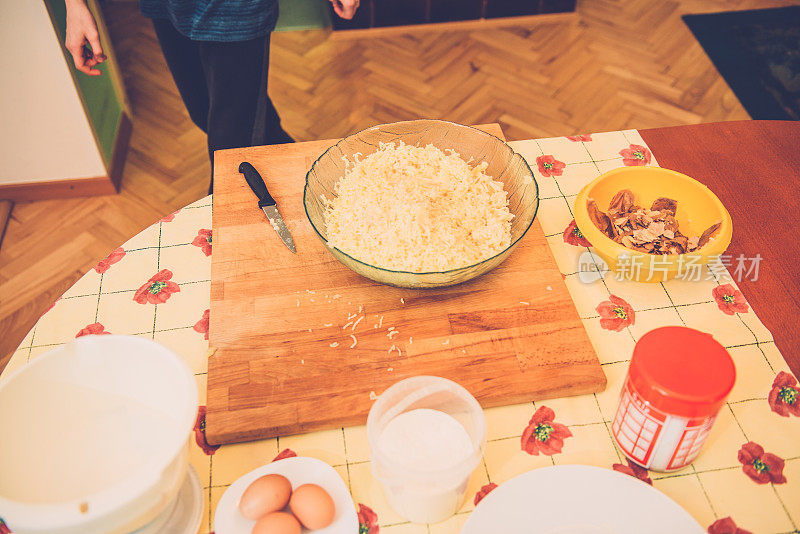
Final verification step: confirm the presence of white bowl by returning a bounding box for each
[214,456,358,534]
[462,465,704,533]
[0,336,198,534]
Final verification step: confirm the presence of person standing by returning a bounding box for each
[65,0,359,193]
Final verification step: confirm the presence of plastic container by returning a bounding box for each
[0,336,198,534]
[367,376,486,524]
[574,166,733,282]
[612,327,735,472]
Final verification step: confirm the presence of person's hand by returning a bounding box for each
[331,0,359,20]
[65,0,106,76]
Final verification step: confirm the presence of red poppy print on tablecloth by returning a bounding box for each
[192,229,212,257]
[566,134,592,142]
[0,517,10,534]
[159,209,180,223]
[612,459,652,485]
[620,144,651,166]
[273,448,297,462]
[768,371,800,417]
[193,406,220,455]
[708,517,753,534]
[737,442,787,484]
[712,284,749,315]
[563,219,592,247]
[193,309,210,340]
[133,269,180,305]
[357,503,379,534]
[536,155,566,177]
[94,247,125,274]
[596,295,635,332]
[521,405,572,456]
[44,298,60,314]
[76,323,111,338]
[474,482,497,505]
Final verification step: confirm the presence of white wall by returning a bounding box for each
[0,0,106,185]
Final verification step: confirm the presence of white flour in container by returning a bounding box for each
[376,408,475,523]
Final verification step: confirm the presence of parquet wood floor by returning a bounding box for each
[1,0,794,369]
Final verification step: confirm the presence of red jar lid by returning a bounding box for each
[629,326,735,418]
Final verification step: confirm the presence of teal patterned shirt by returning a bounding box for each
[139,0,278,42]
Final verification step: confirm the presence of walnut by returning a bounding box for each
[651,197,677,214]
[587,199,613,236]
[609,189,636,215]
[697,221,722,249]
[587,190,722,255]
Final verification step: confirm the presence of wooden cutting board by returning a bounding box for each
[207,124,606,445]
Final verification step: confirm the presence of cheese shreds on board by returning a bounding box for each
[323,141,514,272]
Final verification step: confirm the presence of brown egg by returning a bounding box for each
[238,474,293,520]
[289,484,336,530]
[251,511,302,534]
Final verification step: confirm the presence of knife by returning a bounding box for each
[239,161,297,253]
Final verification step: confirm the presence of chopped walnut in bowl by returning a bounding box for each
[587,189,721,255]
[574,166,732,282]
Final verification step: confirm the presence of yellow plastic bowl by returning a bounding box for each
[574,167,732,283]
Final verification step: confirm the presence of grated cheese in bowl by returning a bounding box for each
[322,141,514,272]
[304,119,539,288]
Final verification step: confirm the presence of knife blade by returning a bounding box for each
[239,161,296,253]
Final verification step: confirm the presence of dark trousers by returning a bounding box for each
[152,19,293,193]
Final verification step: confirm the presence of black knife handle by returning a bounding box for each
[239,162,276,208]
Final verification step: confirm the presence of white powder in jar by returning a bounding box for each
[377,408,474,471]
[376,408,475,523]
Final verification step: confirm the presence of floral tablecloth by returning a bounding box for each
[3,130,799,534]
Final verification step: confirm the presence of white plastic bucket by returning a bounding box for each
[367,376,486,524]
[0,335,198,534]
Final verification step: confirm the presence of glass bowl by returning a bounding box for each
[303,120,539,288]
